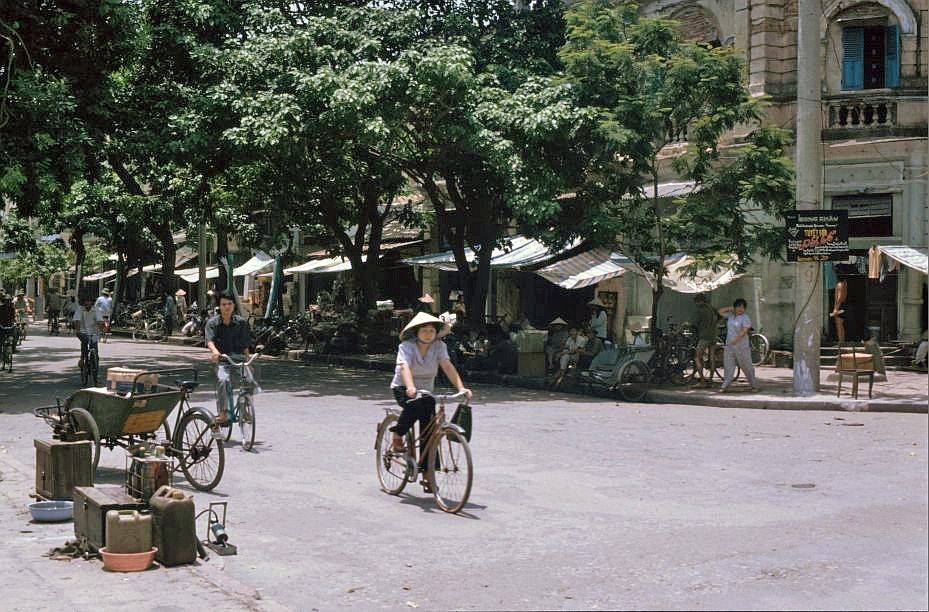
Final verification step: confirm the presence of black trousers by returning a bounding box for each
[391,387,436,469]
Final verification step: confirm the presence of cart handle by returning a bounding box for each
[128,367,198,395]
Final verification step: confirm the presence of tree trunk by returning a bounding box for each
[158,227,177,294]
[215,227,229,294]
[471,236,495,327]
[69,229,86,296]
[650,173,666,338]
[114,252,127,316]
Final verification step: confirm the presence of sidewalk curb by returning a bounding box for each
[114,331,928,414]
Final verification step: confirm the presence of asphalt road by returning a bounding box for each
[1,328,927,611]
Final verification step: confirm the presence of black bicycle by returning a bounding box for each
[0,326,14,372]
[79,333,100,386]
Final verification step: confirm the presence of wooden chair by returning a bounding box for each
[836,350,875,399]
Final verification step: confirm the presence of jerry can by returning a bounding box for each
[149,485,197,566]
[105,509,153,554]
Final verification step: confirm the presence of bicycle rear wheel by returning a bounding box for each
[616,360,650,402]
[375,414,411,495]
[427,427,473,514]
[237,395,256,451]
[175,411,225,491]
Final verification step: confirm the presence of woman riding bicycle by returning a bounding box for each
[389,313,472,463]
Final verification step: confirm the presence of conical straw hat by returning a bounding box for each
[401,311,452,340]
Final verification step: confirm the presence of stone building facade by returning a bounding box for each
[634,0,929,345]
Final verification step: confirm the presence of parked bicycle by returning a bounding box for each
[749,328,770,366]
[374,389,473,514]
[216,352,260,451]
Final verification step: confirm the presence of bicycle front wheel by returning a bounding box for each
[375,414,410,495]
[427,427,473,514]
[237,395,256,451]
[750,333,770,366]
[175,411,225,491]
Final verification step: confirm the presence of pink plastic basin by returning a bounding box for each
[99,547,158,572]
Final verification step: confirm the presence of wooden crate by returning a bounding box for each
[34,439,93,501]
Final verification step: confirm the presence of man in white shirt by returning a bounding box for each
[94,288,113,336]
[74,295,103,377]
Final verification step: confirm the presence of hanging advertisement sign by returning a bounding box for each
[785,211,849,262]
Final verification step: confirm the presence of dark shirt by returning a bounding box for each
[694,303,719,343]
[205,314,252,355]
[0,301,15,327]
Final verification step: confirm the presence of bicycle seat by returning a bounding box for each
[180,380,200,391]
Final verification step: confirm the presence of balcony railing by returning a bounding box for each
[826,96,897,129]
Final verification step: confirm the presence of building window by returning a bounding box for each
[832,194,893,237]
[842,25,900,90]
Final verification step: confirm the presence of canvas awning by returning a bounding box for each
[658,253,743,293]
[83,269,118,282]
[233,250,274,277]
[877,245,928,275]
[403,235,580,272]
[175,266,219,283]
[535,248,642,290]
[284,255,367,275]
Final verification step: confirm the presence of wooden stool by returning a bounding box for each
[836,368,875,399]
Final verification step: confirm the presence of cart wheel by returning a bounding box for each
[175,410,225,491]
[616,360,650,402]
[68,407,101,472]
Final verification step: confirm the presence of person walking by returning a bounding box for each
[692,294,719,387]
[718,298,758,393]
[175,289,188,320]
[163,291,177,338]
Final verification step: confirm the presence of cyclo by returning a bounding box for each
[33,368,225,491]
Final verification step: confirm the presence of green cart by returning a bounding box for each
[34,368,225,491]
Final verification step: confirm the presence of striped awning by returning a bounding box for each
[535,248,641,290]
[403,235,580,271]
[284,255,367,275]
[83,269,118,282]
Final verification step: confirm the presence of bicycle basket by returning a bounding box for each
[450,404,472,442]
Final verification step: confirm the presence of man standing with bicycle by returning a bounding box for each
[94,288,113,339]
[691,294,719,388]
[205,289,253,427]
[74,294,103,384]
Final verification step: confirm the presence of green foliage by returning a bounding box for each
[560,0,794,274]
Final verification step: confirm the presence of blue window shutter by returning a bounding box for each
[842,27,864,90]
[885,25,900,88]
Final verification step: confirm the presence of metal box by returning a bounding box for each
[73,486,145,552]
[34,439,93,500]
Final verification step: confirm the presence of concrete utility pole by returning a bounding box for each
[198,223,208,315]
[792,0,824,395]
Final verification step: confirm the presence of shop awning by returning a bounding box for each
[284,255,367,275]
[658,253,743,293]
[403,235,580,272]
[877,245,928,275]
[175,266,219,283]
[83,269,118,282]
[233,250,274,277]
[535,248,641,290]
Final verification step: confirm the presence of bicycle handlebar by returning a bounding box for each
[220,353,260,367]
[410,389,471,403]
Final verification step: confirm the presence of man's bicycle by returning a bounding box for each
[0,327,14,372]
[79,333,100,387]
[47,311,61,335]
[375,390,473,514]
[216,353,260,451]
